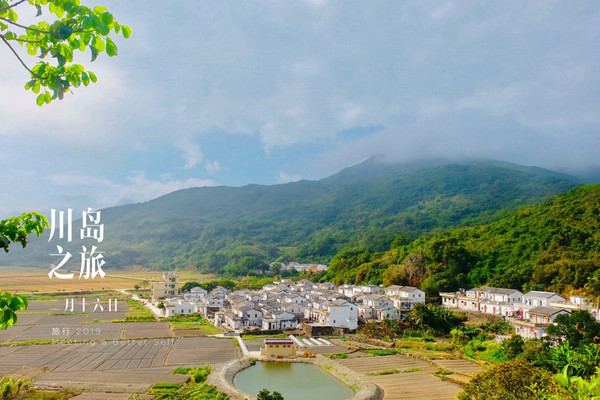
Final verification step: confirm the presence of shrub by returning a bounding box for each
[458,360,556,400]
[0,377,31,400]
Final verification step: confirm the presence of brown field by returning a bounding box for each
[0,266,214,293]
[338,353,465,400]
[0,294,240,398]
[3,336,239,395]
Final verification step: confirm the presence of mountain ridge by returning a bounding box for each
[0,159,582,273]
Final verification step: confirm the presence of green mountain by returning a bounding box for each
[1,159,581,273]
[325,184,600,297]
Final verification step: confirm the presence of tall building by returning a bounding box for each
[151,272,180,300]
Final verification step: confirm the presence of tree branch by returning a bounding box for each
[0,16,51,34]
[13,37,41,44]
[0,33,41,78]
[0,0,27,14]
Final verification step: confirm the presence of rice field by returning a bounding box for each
[0,266,213,293]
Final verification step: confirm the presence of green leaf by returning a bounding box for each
[100,11,113,25]
[96,23,110,36]
[121,25,132,39]
[92,36,105,53]
[63,1,75,13]
[58,24,74,40]
[36,94,45,106]
[56,53,66,67]
[105,37,117,57]
[88,71,97,83]
[89,44,98,62]
[82,72,90,86]
[93,5,108,14]
[35,5,42,17]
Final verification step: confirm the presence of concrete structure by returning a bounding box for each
[164,299,197,317]
[151,272,180,300]
[523,291,566,308]
[260,338,297,358]
[511,306,570,339]
[440,287,523,316]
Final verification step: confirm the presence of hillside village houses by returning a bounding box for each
[152,273,425,333]
[440,287,599,339]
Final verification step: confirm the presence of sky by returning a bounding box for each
[1,1,599,217]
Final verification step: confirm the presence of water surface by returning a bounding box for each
[234,361,354,400]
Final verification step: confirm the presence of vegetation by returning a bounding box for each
[370,367,421,376]
[122,298,155,322]
[0,0,130,105]
[0,213,48,329]
[0,376,31,399]
[367,349,397,356]
[257,389,284,400]
[2,160,579,274]
[320,184,600,297]
[547,311,600,348]
[169,314,221,335]
[458,359,557,400]
[142,365,228,399]
[328,353,348,359]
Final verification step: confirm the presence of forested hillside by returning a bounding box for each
[1,159,580,273]
[323,184,600,297]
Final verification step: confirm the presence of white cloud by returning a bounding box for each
[50,173,214,210]
[205,160,222,173]
[178,140,204,169]
[278,172,302,184]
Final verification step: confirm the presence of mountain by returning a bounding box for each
[324,184,600,297]
[1,159,582,273]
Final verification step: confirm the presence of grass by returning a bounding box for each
[0,339,65,347]
[21,388,81,399]
[124,298,156,322]
[241,333,287,340]
[141,365,228,399]
[435,368,454,376]
[150,382,183,392]
[169,314,222,335]
[367,367,421,376]
[366,349,397,356]
[328,353,348,359]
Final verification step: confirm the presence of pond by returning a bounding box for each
[234,361,355,400]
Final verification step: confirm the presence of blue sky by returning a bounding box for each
[1,1,599,216]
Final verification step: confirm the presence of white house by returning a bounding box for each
[523,291,566,308]
[164,299,197,317]
[261,311,297,330]
[512,306,570,339]
[327,299,358,330]
[182,286,207,301]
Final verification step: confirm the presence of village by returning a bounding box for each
[150,272,424,334]
[148,272,598,341]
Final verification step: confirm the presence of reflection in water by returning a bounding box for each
[234,361,354,400]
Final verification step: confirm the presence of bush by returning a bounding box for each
[0,377,31,400]
[458,360,556,400]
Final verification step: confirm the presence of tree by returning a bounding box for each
[180,281,201,293]
[0,212,48,329]
[0,0,130,105]
[458,359,557,400]
[547,311,600,348]
[257,389,284,400]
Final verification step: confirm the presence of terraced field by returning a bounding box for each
[337,353,466,400]
[1,336,239,396]
[0,295,240,398]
